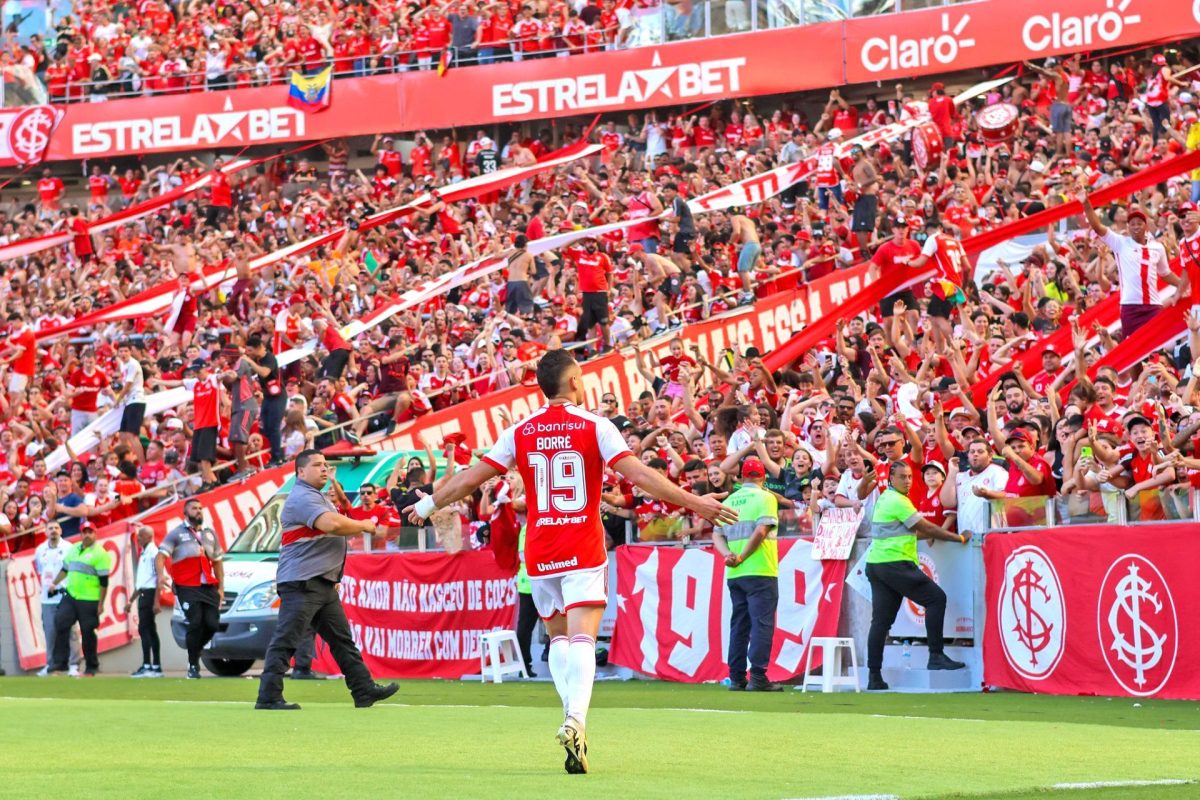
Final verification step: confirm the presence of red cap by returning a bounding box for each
[1153,54,1167,66]
[80,521,97,532]
[1179,202,1198,214]
[551,295,566,306]
[931,81,945,92]
[1006,428,1036,447]
[741,457,766,478]
[1127,208,1148,223]
[288,293,307,306]
[628,243,645,254]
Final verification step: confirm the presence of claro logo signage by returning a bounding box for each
[859,12,975,73]
[492,51,746,117]
[68,97,307,156]
[1022,0,1142,51]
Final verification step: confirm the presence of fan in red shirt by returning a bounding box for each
[566,237,613,351]
[188,362,224,491]
[402,350,736,774]
[1120,416,1173,519]
[66,350,110,434]
[869,214,924,336]
[37,168,65,211]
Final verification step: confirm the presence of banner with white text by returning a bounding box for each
[609,540,846,683]
[311,551,519,679]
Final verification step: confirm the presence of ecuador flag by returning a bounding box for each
[287,66,333,113]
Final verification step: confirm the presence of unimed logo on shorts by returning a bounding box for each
[537,556,579,572]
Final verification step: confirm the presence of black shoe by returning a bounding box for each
[354,682,399,708]
[187,665,201,679]
[867,672,889,691]
[747,680,784,692]
[82,669,97,677]
[130,665,149,678]
[727,682,747,692]
[927,653,966,671]
[255,699,301,710]
[266,459,285,469]
[290,668,319,680]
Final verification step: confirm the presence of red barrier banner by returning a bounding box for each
[5,465,289,670]
[377,263,871,452]
[984,525,1200,701]
[38,0,1198,161]
[609,540,846,683]
[310,551,518,679]
[844,0,1199,85]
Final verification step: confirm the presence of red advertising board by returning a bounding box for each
[39,0,1200,161]
[844,0,1196,85]
[377,263,871,453]
[984,525,1200,701]
[609,540,846,683]
[310,551,518,679]
[5,466,289,670]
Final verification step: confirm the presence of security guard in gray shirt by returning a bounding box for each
[255,449,399,710]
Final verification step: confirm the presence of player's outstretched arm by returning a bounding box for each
[613,455,740,527]
[403,461,504,524]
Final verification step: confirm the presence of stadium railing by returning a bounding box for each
[40,0,962,104]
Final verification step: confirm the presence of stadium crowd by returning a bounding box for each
[21,0,698,102]
[2,40,1200,560]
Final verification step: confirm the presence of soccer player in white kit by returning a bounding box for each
[405,350,737,774]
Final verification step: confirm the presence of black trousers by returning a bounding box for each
[257,578,375,704]
[260,395,286,463]
[178,585,220,668]
[51,593,99,671]
[866,560,947,670]
[293,629,316,670]
[727,575,778,684]
[515,592,538,672]
[137,588,161,667]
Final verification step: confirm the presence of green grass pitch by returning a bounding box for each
[1,678,1197,800]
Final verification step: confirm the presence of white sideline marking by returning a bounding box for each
[0,697,747,715]
[1052,780,1195,790]
[870,714,986,723]
[782,795,900,800]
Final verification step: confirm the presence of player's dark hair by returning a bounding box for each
[888,460,910,483]
[295,449,323,473]
[536,349,577,399]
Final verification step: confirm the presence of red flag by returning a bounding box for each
[489,481,520,576]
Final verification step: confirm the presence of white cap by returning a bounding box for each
[827,128,843,141]
[1180,92,1195,105]
[165,418,185,431]
[479,137,494,148]
[1029,160,1046,174]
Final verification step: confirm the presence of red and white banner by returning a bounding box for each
[5,465,288,670]
[310,551,518,679]
[32,0,1199,161]
[609,540,846,683]
[377,262,871,452]
[36,141,602,344]
[984,525,1200,701]
[0,104,62,166]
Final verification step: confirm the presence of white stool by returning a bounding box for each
[479,630,529,684]
[801,637,860,693]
